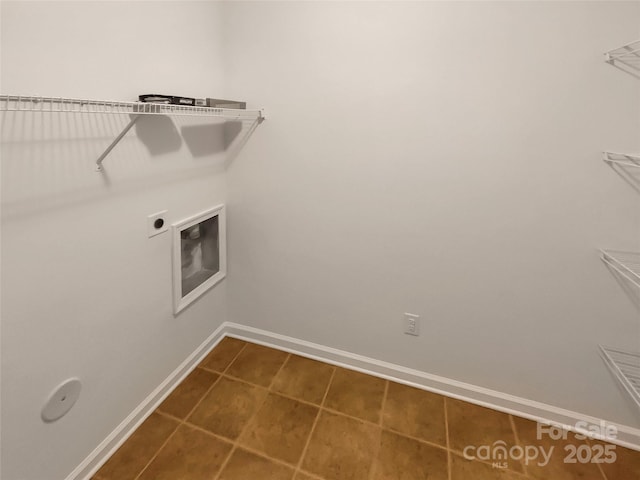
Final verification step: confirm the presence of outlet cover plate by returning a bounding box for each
[404,313,420,336]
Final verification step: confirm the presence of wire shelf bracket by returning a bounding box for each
[600,249,640,289]
[0,95,265,171]
[603,152,640,169]
[605,40,640,78]
[600,345,640,409]
[95,115,140,171]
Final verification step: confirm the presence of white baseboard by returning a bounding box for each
[69,321,640,480]
[225,322,640,451]
[67,323,228,480]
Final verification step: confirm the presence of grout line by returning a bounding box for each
[218,370,449,451]
[179,415,332,477]
[212,445,237,479]
[131,415,181,480]
[183,342,248,421]
[212,343,270,480]
[370,380,390,480]
[154,410,183,424]
[318,364,337,408]
[293,468,327,480]
[444,397,452,480]
[585,437,610,480]
[134,342,248,480]
[509,414,529,478]
[220,373,270,391]
[293,365,337,477]
[381,425,448,452]
[367,379,389,480]
[212,345,288,480]
[180,420,300,472]
[295,469,326,480]
[379,380,389,427]
[268,352,292,390]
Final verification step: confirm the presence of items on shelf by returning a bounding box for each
[201,98,247,109]
[138,95,247,110]
[138,94,196,106]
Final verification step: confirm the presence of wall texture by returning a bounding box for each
[223,0,640,428]
[1,2,231,479]
[2,2,639,479]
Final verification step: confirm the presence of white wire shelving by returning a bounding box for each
[600,249,640,290]
[605,40,640,76]
[0,95,264,120]
[603,152,640,169]
[600,346,640,409]
[0,95,265,170]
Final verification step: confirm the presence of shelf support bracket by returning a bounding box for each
[96,115,141,171]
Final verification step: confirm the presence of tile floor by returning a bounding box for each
[93,338,639,480]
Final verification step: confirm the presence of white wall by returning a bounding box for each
[223,0,640,429]
[1,2,232,479]
[2,2,639,479]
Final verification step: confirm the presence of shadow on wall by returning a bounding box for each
[178,120,249,162]
[606,163,640,195]
[603,262,640,313]
[0,111,260,221]
[135,115,182,155]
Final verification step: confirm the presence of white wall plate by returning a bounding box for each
[41,378,82,423]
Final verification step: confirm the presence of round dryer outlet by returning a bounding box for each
[41,378,82,422]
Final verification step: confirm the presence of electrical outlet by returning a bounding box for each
[404,313,420,336]
[147,210,168,238]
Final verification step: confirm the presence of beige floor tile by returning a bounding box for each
[240,392,319,464]
[596,442,640,480]
[137,424,232,480]
[512,416,605,480]
[450,453,527,479]
[187,376,266,440]
[447,398,523,473]
[95,412,179,480]
[226,343,289,387]
[157,368,218,419]
[383,382,446,446]
[218,448,295,480]
[302,410,380,480]
[199,337,246,372]
[271,355,335,405]
[372,430,448,480]
[324,367,386,423]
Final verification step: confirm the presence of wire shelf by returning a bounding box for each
[603,152,640,169]
[601,250,640,289]
[605,40,640,76]
[0,95,264,121]
[600,346,640,409]
[0,94,264,170]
